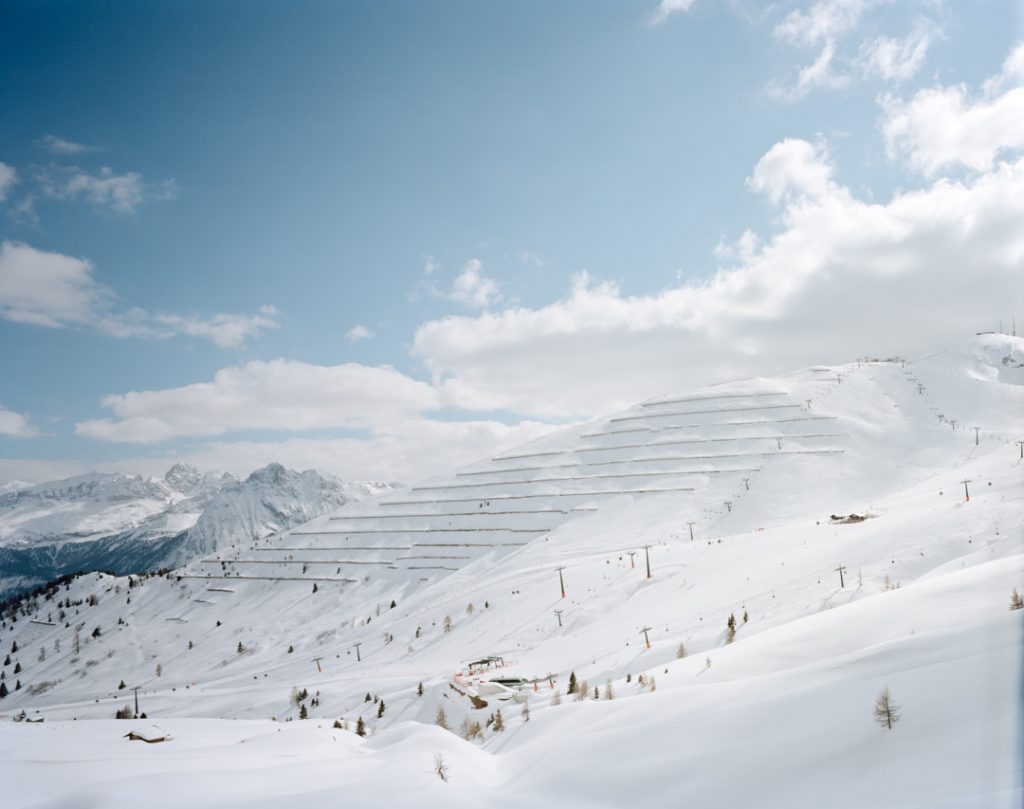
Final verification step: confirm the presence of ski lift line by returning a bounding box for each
[659,416,838,431]
[569,433,848,455]
[291,527,548,535]
[609,404,803,424]
[456,462,763,477]
[579,427,655,438]
[413,542,530,547]
[412,468,755,492]
[405,566,460,571]
[380,486,697,506]
[640,391,789,407]
[328,508,573,520]
[203,558,395,566]
[493,449,567,461]
[396,555,473,560]
[177,574,358,583]
[252,546,412,551]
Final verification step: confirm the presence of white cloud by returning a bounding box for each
[0,163,18,202]
[37,134,96,156]
[650,0,698,26]
[423,256,441,275]
[345,324,374,342]
[75,360,442,443]
[153,310,279,348]
[436,258,501,310]
[857,18,938,83]
[773,0,874,46]
[747,138,836,203]
[767,39,851,101]
[768,3,942,100]
[413,134,1024,418]
[38,165,176,214]
[881,41,1024,176]
[0,406,39,439]
[0,241,278,346]
[0,241,113,329]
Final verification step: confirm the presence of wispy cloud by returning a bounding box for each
[0,163,18,203]
[345,323,374,342]
[0,241,278,347]
[650,0,698,26]
[857,18,940,83]
[37,164,176,214]
[37,134,97,156]
[766,1,943,101]
[433,258,501,310]
[773,0,875,46]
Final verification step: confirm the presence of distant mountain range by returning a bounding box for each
[0,463,393,598]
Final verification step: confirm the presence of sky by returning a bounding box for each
[0,0,1021,486]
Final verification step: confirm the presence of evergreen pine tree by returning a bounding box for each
[118,679,126,689]
[1011,588,1024,611]
[355,716,366,736]
[299,703,308,719]
[13,661,21,674]
[493,709,504,731]
[417,682,424,697]
[0,681,7,699]
[435,705,449,730]
[377,700,386,718]
[567,671,577,694]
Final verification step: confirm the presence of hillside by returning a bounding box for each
[0,334,1020,808]
[0,464,392,598]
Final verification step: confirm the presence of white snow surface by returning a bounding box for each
[0,334,1021,808]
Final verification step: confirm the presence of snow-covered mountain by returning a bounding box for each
[0,463,392,598]
[0,334,1020,808]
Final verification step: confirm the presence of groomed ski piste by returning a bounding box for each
[0,334,1021,808]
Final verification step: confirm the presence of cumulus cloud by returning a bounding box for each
[37,165,176,214]
[0,241,278,346]
[0,163,18,202]
[413,120,1024,418]
[0,406,39,439]
[345,324,374,342]
[650,0,697,26]
[747,138,836,202]
[75,360,442,443]
[881,41,1024,176]
[37,134,96,155]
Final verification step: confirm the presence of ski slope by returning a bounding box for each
[0,334,1021,808]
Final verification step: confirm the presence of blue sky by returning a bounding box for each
[0,0,1021,484]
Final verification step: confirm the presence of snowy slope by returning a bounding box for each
[0,334,1020,808]
[0,464,392,598]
